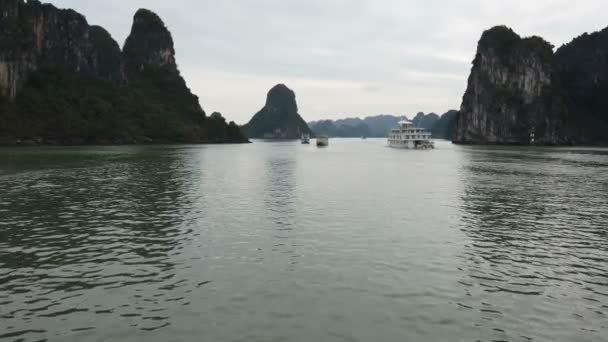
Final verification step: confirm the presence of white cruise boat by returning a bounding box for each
[388,120,434,149]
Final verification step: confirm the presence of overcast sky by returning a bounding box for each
[50,0,608,124]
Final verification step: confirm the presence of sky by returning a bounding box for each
[49,0,608,124]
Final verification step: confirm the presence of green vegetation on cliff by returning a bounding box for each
[0,70,246,144]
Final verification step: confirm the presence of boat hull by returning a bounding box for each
[388,141,434,149]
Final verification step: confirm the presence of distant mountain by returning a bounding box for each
[310,112,458,138]
[412,112,440,130]
[242,84,312,139]
[362,115,408,137]
[309,114,407,137]
[431,110,459,139]
[308,120,371,137]
[334,117,364,127]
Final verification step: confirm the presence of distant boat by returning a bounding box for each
[388,120,434,149]
[316,135,329,147]
[361,136,367,140]
[301,133,310,144]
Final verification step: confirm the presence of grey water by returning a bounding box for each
[0,139,607,342]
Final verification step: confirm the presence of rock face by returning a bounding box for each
[0,0,247,144]
[454,26,570,144]
[122,8,206,121]
[243,84,312,139]
[123,9,176,76]
[555,28,608,143]
[0,0,124,98]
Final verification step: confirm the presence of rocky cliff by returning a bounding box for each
[121,9,209,130]
[123,9,176,76]
[0,0,124,98]
[555,27,608,144]
[0,0,247,144]
[454,26,570,144]
[243,84,312,139]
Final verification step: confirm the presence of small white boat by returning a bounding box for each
[388,120,434,149]
[316,135,329,147]
[301,133,310,144]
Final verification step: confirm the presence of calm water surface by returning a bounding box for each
[0,139,607,342]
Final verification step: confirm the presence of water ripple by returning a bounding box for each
[0,143,607,342]
[457,146,608,341]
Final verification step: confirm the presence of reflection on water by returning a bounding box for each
[263,148,297,229]
[457,147,608,341]
[0,141,607,342]
[263,149,300,270]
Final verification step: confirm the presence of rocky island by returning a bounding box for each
[454,25,608,145]
[412,112,440,130]
[242,84,312,139]
[430,110,459,140]
[0,1,247,145]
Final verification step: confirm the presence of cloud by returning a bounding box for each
[49,0,608,123]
